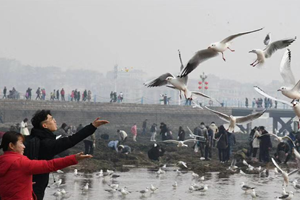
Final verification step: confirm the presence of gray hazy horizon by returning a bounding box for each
[0,0,300,84]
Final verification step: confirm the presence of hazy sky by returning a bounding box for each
[0,0,299,84]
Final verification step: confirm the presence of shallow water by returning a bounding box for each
[44,167,299,200]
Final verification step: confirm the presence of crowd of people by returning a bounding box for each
[1,86,93,102]
[109,91,124,103]
[248,97,278,109]
[1,109,300,199]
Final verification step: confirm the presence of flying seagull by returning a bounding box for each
[204,106,266,132]
[277,49,300,100]
[253,86,300,123]
[179,27,263,77]
[144,72,220,103]
[249,36,296,67]
[271,158,298,187]
[267,132,295,146]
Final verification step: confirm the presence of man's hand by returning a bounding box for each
[75,152,93,162]
[92,117,109,128]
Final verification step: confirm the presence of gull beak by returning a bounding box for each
[277,89,281,91]
[249,50,254,53]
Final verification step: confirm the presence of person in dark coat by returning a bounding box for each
[215,125,228,163]
[275,142,291,164]
[258,126,272,163]
[178,126,185,141]
[148,143,165,161]
[29,110,109,200]
[159,122,168,141]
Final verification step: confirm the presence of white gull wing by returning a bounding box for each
[163,140,180,144]
[264,37,296,58]
[291,80,300,92]
[253,86,292,106]
[182,139,197,143]
[191,101,203,109]
[271,158,291,186]
[221,27,263,43]
[179,49,218,77]
[268,133,296,145]
[264,33,271,45]
[235,109,266,124]
[293,148,300,169]
[204,106,230,123]
[271,157,284,174]
[287,169,298,176]
[280,49,295,86]
[186,126,205,139]
[178,49,184,71]
[191,91,222,105]
[144,73,175,87]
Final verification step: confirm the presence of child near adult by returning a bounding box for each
[0,131,92,200]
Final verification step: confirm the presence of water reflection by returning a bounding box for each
[44,167,299,200]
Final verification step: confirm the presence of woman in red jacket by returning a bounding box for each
[0,131,92,200]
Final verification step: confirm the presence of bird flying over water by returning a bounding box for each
[204,106,266,132]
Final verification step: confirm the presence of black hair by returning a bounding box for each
[23,118,28,122]
[218,125,226,133]
[0,131,24,151]
[31,110,51,129]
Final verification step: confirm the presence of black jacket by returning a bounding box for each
[31,124,96,200]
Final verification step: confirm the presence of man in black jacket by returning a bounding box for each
[30,110,109,200]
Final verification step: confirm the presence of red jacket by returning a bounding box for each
[0,151,77,200]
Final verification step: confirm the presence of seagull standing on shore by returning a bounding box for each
[241,182,255,193]
[249,36,296,67]
[178,161,188,168]
[163,139,196,147]
[172,181,178,189]
[180,27,263,77]
[276,191,294,200]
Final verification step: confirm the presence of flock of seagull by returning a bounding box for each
[47,28,300,199]
[48,160,300,200]
[142,27,300,199]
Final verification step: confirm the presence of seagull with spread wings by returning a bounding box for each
[249,36,296,67]
[144,52,220,103]
[179,27,263,77]
[268,132,295,146]
[254,86,300,123]
[204,106,266,133]
[271,157,298,187]
[277,49,300,100]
